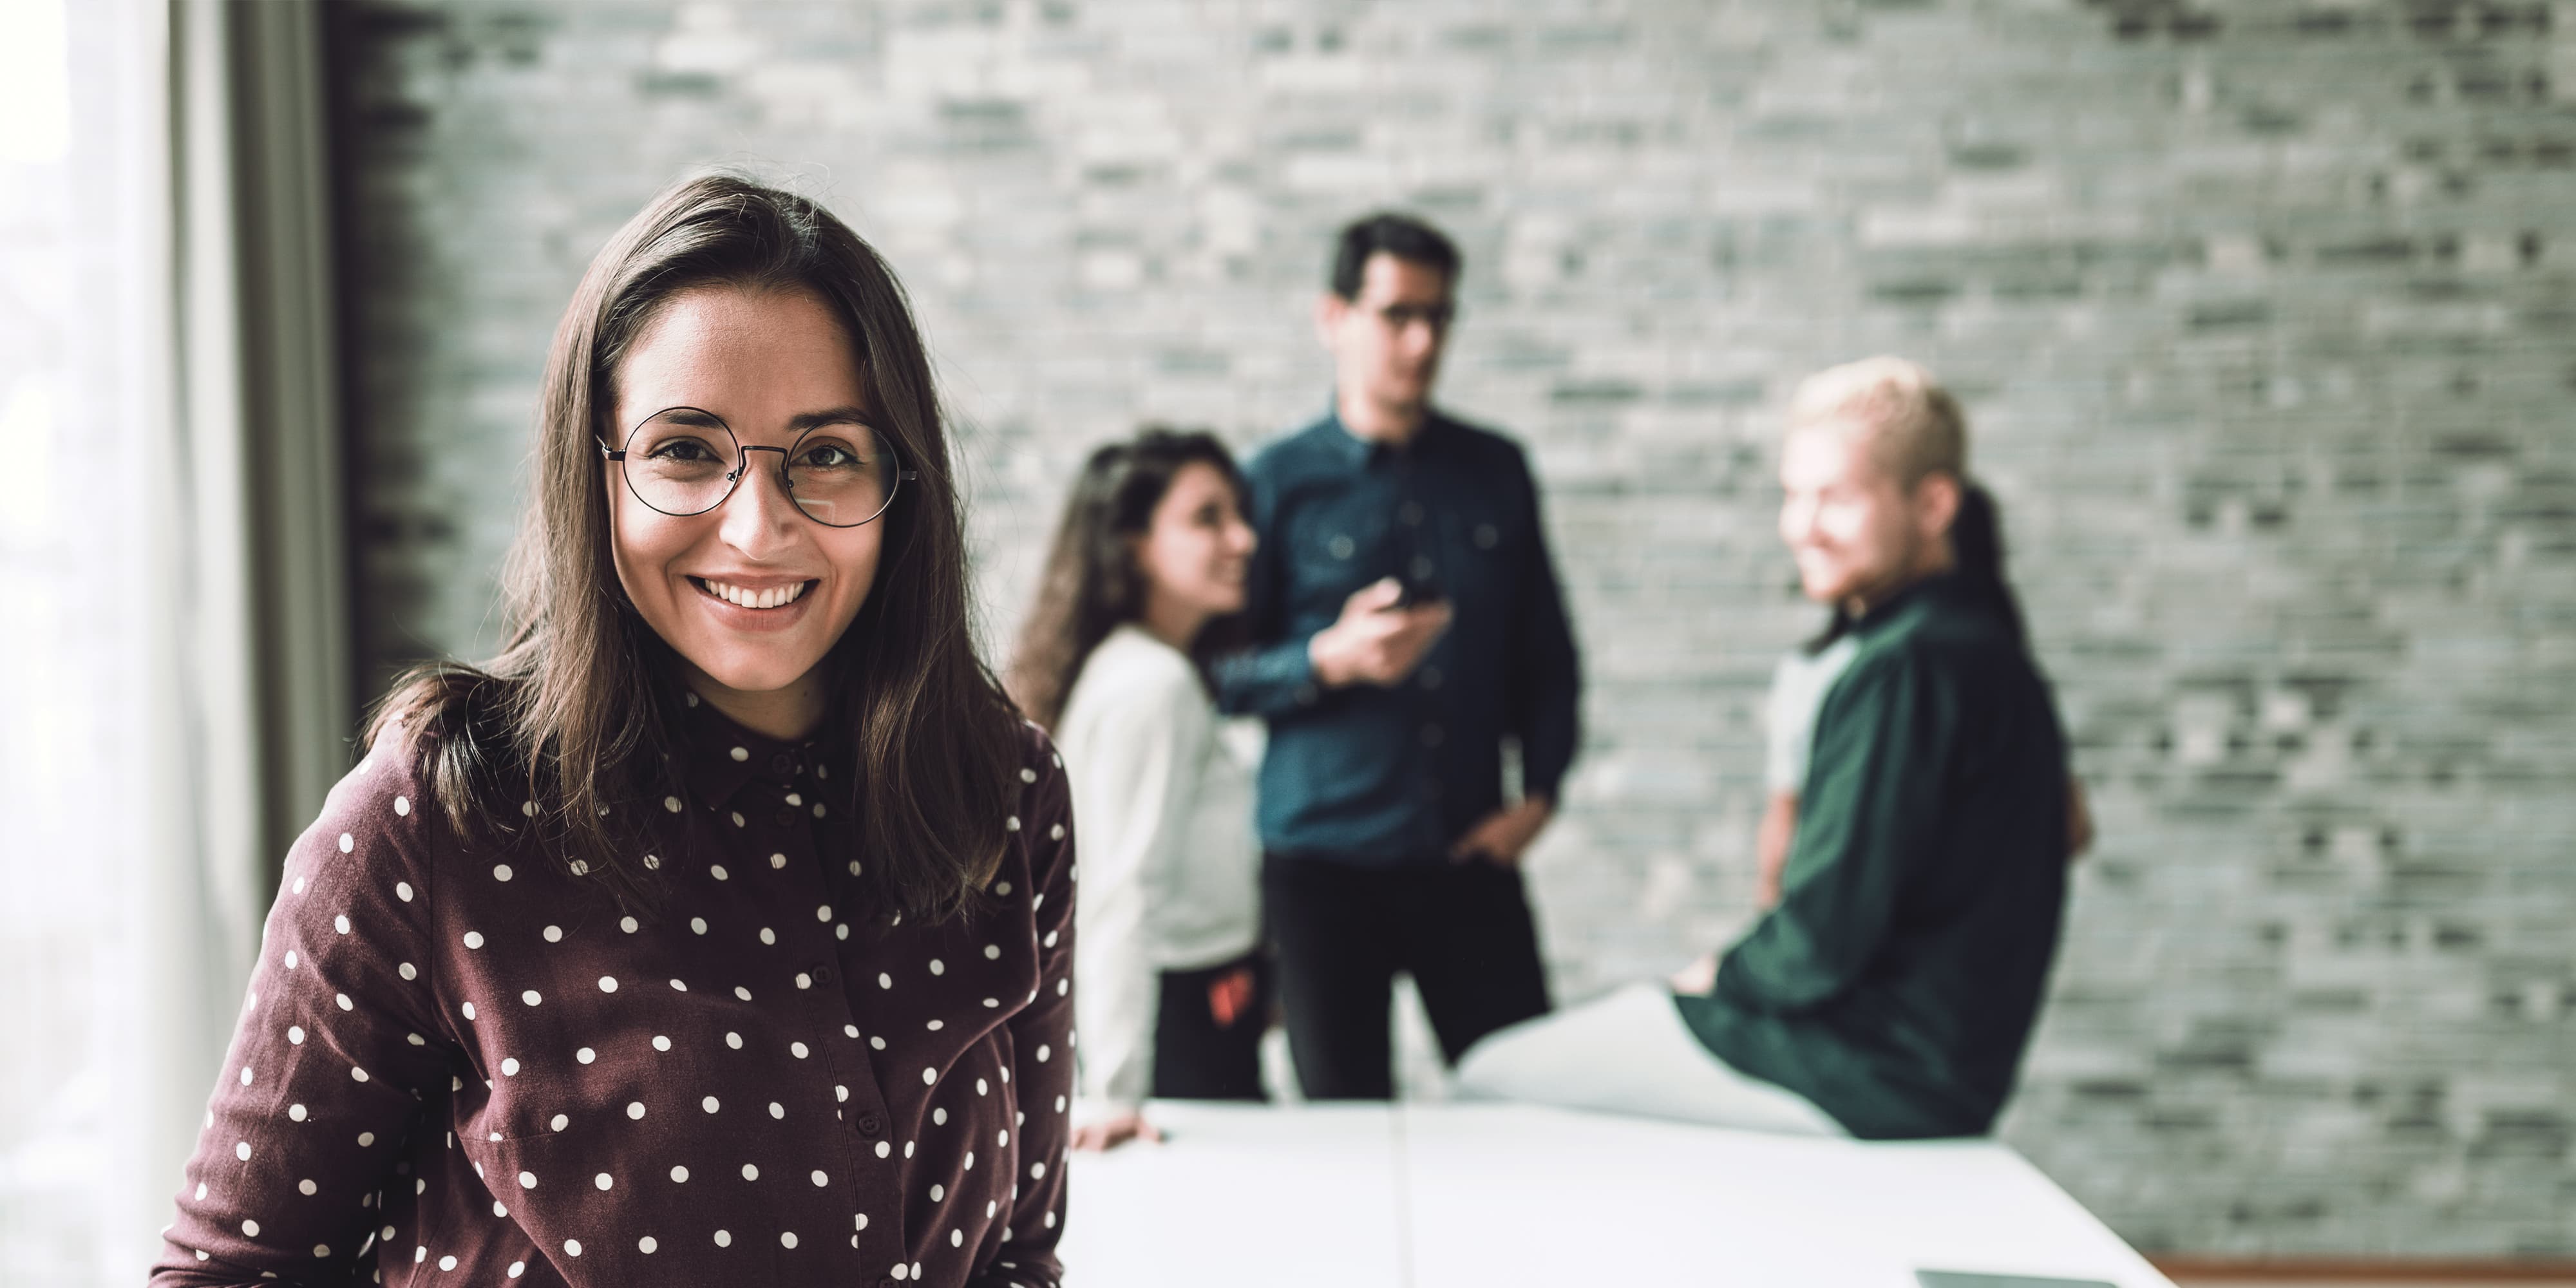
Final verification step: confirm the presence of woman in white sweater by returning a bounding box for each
[1010,429,1267,1150]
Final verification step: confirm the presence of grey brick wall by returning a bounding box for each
[333,0,2576,1256]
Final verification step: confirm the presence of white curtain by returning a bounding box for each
[0,1,345,1280]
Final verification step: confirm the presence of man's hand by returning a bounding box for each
[1670,952,1719,995]
[1309,577,1452,688]
[1449,797,1555,867]
[1071,1108,1162,1153]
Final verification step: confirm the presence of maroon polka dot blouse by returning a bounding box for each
[152,694,1077,1288]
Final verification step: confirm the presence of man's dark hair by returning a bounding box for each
[1329,213,1461,299]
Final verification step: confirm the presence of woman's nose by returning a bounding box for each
[719,451,804,548]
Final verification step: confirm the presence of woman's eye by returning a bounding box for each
[647,438,718,462]
[800,444,855,468]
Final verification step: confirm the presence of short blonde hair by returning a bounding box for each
[1786,356,1967,487]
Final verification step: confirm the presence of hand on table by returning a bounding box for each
[1072,1108,1162,1153]
[1669,952,1719,996]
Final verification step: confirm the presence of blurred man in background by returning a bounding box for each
[1217,214,1583,1099]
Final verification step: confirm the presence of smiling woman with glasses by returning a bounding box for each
[152,174,1077,1288]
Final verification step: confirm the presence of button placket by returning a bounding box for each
[687,725,913,1273]
[769,790,871,1118]
[824,1009,899,1160]
[791,849,906,1277]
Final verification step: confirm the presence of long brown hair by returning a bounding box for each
[1007,428,1246,730]
[370,172,1023,922]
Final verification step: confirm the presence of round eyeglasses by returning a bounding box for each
[601,407,914,528]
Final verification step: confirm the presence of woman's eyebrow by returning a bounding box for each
[788,406,871,431]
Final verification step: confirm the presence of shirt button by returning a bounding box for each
[857,1113,884,1137]
[1410,555,1435,582]
[775,807,798,828]
[1399,501,1425,526]
[770,752,795,775]
[811,964,833,985]
[1420,724,1444,748]
[1420,666,1443,690]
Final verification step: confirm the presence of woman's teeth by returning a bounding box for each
[700,578,810,610]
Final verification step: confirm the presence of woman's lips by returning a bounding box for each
[688,576,819,632]
[693,576,814,609]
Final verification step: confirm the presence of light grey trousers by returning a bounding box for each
[1451,982,1846,1136]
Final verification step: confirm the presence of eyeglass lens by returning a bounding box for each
[620,410,899,527]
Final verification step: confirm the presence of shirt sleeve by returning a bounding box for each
[153,733,461,1287]
[1213,453,1326,721]
[1714,647,1949,1016]
[974,730,1077,1288]
[1068,665,1215,1110]
[1764,652,1809,797]
[1502,447,1583,802]
[1213,636,1322,721]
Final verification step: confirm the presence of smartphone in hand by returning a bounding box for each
[1390,568,1444,610]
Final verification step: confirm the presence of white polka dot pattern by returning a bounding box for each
[153,710,1077,1288]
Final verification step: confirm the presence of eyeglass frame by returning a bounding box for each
[598,405,918,529]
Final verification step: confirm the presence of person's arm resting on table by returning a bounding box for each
[1070,667,1213,1148]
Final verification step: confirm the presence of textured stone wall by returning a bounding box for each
[332,0,2576,1255]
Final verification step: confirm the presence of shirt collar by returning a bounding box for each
[1849,571,1965,638]
[674,687,830,808]
[1320,402,1450,468]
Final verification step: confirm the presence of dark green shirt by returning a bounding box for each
[1677,575,2069,1139]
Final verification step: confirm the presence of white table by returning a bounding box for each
[1057,1103,2174,1288]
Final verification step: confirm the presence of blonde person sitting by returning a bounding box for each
[1457,357,2073,1140]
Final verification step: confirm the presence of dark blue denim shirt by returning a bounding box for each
[1215,407,1582,866]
